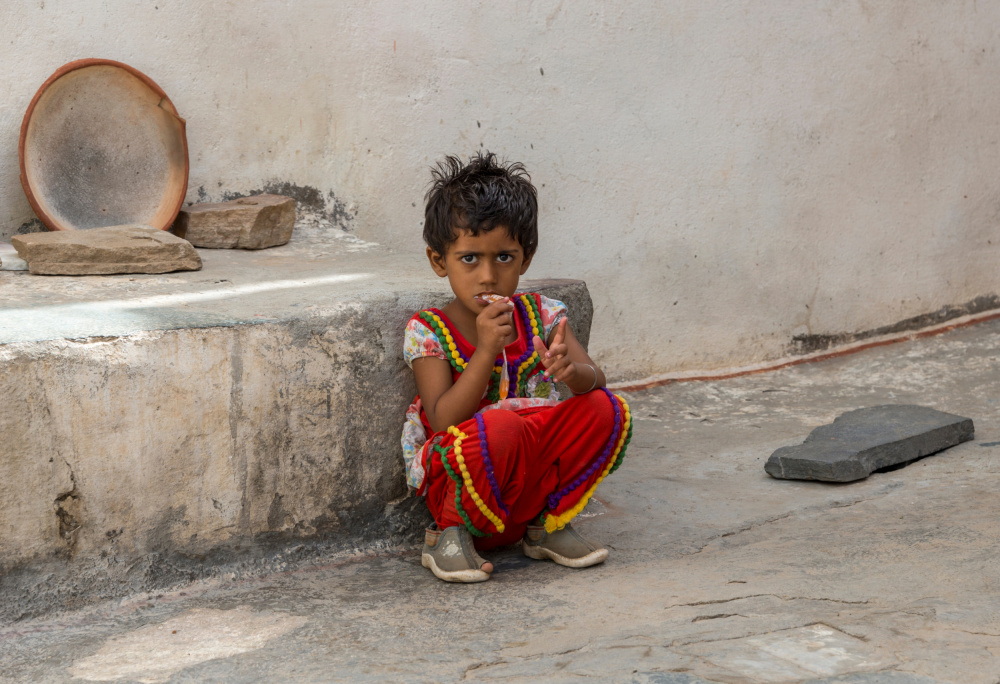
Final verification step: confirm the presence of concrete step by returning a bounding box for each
[0,223,592,619]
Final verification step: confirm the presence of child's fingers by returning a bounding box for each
[549,318,567,349]
[544,355,573,381]
[483,300,515,319]
[554,359,579,382]
[533,335,550,365]
[547,343,569,359]
[541,351,569,378]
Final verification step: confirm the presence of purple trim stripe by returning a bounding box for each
[547,388,622,511]
[510,296,537,368]
[476,413,510,515]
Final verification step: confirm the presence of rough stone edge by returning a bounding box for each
[855,419,974,474]
[26,259,202,275]
[765,413,975,483]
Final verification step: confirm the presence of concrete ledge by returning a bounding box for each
[0,225,592,619]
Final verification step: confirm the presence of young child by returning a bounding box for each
[401,151,632,583]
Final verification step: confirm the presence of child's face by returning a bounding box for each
[427,227,533,315]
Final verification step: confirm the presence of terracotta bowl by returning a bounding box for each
[19,59,188,231]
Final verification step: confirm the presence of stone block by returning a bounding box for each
[765,405,974,482]
[171,194,295,249]
[0,243,28,271]
[11,224,201,275]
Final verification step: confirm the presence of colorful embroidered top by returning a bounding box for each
[401,293,568,490]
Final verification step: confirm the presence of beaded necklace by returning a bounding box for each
[416,293,544,401]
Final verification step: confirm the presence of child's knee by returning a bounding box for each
[480,409,525,444]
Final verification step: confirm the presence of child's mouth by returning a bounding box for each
[475,293,506,306]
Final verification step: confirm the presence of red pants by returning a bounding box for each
[423,389,632,550]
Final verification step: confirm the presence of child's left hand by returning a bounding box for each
[533,318,577,383]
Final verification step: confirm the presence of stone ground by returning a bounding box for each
[4,316,1000,683]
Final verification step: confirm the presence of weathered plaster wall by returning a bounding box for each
[2,2,999,380]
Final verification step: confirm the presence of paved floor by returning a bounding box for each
[4,317,1000,682]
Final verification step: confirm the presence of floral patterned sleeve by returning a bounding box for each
[538,296,569,340]
[403,317,447,368]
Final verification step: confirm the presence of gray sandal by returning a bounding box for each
[421,525,492,583]
[523,523,608,568]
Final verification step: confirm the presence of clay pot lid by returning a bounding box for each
[19,59,189,232]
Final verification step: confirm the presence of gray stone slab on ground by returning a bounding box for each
[765,404,974,482]
[11,224,201,275]
[172,194,295,249]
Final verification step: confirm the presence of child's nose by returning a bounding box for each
[478,261,498,285]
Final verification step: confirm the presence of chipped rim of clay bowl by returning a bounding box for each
[18,58,189,231]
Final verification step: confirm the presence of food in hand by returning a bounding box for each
[476,293,507,305]
[475,294,512,398]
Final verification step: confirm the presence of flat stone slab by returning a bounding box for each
[171,193,295,249]
[765,404,974,482]
[11,224,201,275]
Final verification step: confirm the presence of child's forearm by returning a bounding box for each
[424,350,496,432]
[564,362,606,395]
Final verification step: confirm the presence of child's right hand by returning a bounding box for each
[476,298,515,355]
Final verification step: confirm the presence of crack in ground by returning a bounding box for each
[719,512,793,539]
[666,594,871,610]
[681,513,794,556]
[471,645,589,678]
[691,613,746,622]
[665,617,872,652]
[666,628,789,650]
[827,624,871,642]
[462,660,503,679]
[953,628,1000,638]
[680,483,904,556]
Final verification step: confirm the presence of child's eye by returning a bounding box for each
[460,255,477,264]
[497,254,514,263]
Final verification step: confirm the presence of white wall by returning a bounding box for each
[2,1,999,380]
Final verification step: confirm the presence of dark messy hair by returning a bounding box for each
[424,151,538,258]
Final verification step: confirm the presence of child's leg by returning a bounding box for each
[422,389,632,550]
[517,389,632,532]
[424,409,533,550]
